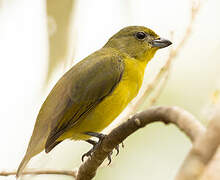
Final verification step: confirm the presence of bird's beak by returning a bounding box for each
[151,38,172,49]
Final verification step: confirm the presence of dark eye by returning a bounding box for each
[135,32,146,40]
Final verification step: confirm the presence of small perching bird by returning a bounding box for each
[17,26,172,178]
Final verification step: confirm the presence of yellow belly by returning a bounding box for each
[59,57,147,140]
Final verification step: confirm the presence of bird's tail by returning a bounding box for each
[16,154,31,178]
[16,137,46,178]
[16,111,52,178]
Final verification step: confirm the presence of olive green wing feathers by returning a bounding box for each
[17,50,124,177]
[45,52,124,152]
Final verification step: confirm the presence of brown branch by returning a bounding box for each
[76,106,205,180]
[0,106,204,179]
[200,146,220,180]
[0,169,77,178]
[175,105,220,180]
[0,1,203,179]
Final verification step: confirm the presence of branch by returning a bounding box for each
[0,1,203,179]
[0,106,203,179]
[0,169,77,178]
[148,69,169,106]
[76,106,205,180]
[175,105,220,180]
[200,146,220,180]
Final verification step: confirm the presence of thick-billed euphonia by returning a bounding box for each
[17,26,172,177]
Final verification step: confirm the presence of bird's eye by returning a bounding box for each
[135,32,146,40]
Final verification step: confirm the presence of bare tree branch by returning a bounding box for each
[0,106,204,179]
[175,105,220,180]
[0,1,204,179]
[200,146,220,180]
[148,70,169,106]
[76,106,204,180]
[0,169,77,178]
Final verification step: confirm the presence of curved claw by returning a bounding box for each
[107,151,113,165]
[115,145,119,156]
[114,142,124,156]
[82,132,124,165]
[121,141,124,148]
[81,153,86,162]
[82,150,93,162]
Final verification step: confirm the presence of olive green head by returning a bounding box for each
[104,26,172,61]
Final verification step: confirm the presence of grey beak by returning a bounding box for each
[151,38,172,48]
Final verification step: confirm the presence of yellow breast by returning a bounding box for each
[59,57,147,140]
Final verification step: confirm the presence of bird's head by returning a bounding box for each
[104,26,172,61]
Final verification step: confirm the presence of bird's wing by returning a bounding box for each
[16,50,124,178]
[45,50,124,152]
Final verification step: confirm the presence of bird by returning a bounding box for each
[16,26,172,177]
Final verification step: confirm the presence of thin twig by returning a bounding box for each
[0,1,203,179]
[0,169,77,178]
[122,0,201,118]
[148,71,169,106]
[76,106,205,180]
[147,31,174,106]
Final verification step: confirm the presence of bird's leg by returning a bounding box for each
[81,139,97,161]
[85,131,106,140]
[81,132,105,162]
[85,139,97,146]
[82,132,123,165]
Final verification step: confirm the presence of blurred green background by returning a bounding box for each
[0,0,220,179]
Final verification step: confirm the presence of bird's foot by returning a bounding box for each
[82,139,99,161]
[82,132,105,162]
[82,132,124,165]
